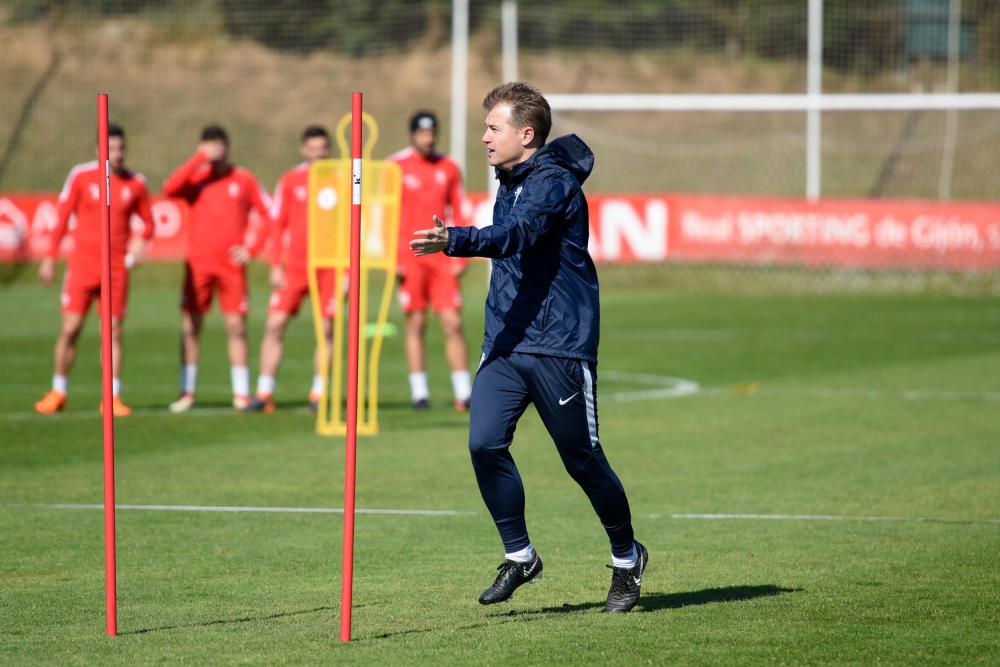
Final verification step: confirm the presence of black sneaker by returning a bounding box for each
[412,398,430,411]
[604,541,648,613]
[241,396,275,413]
[478,553,543,605]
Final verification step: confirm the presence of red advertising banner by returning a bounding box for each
[4,192,999,271]
[661,195,1000,271]
[466,193,1000,271]
[0,194,269,263]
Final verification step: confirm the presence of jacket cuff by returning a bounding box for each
[444,226,463,256]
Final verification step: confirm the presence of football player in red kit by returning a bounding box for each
[163,125,272,412]
[34,124,155,417]
[246,125,339,412]
[390,111,472,411]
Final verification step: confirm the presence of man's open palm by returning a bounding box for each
[410,215,449,256]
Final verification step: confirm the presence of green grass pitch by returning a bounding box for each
[1,262,998,664]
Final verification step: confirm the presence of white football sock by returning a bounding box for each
[256,375,275,396]
[181,364,197,394]
[231,365,250,397]
[611,543,638,569]
[451,370,471,402]
[311,374,324,396]
[52,375,68,394]
[505,544,536,563]
[408,372,429,401]
[112,378,121,397]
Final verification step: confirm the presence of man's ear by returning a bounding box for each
[520,126,535,148]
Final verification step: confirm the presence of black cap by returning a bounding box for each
[409,111,438,133]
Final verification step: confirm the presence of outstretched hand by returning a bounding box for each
[410,215,449,256]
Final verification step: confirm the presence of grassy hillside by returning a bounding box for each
[2,9,998,199]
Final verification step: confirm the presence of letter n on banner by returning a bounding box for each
[590,198,669,263]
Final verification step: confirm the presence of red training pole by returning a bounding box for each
[340,91,363,643]
[97,93,118,637]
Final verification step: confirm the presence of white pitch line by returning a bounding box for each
[7,503,474,517]
[601,370,701,402]
[606,327,1000,343]
[9,504,996,526]
[600,372,1000,403]
[656,512,1000,526]
[736,387,1000,402]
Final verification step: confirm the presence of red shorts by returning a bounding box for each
[269,267,339,317]
[397,261,462,314]
[61,265,129,319]
[181,262,248,315]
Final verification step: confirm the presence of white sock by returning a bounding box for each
[112,378,121,397]
[52,375,68,394]
[181,364,197,394]
[505,544,535,563]
[611,543,638,569]
[311,374,324,396]
[256,375,275,396]
[408,372,429,401]
[451,370,472,402]
[231,366,250,397]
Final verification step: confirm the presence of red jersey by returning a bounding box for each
[163,152,272,267]
[49,161,154,273]
[389,147,467,273]
[269,162,310,272]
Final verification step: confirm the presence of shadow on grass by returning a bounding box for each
[363,584,799,641]
[122,605,339,635]
[125,586,798,638]
[496,584,801,616]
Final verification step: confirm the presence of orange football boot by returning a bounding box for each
[99,396,132,417]
[34,390,67,415]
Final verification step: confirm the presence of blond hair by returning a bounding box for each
[482,82,552,146]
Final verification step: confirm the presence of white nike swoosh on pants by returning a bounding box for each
[558,392,579,406]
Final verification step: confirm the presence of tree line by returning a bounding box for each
[7,0,999,68]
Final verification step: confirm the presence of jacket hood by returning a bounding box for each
[501,134,594,185]
[535,134,594,184]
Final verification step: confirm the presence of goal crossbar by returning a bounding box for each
[548,93,1000,113]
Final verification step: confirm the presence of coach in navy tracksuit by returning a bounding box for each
[411,82,647,613]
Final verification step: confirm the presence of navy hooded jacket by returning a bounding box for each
[445,134,599,363]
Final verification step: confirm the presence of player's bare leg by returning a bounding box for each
[180,310,203,367]
[224,313,251,409]
[405,310,430,409]
[170,311,203,413]
[308,317,334,410]
[35,311,86,414]
[259,312,289,380]
[100,317,132,416]
[54,311,86,378]
[110,318,124,380]
[247,311,290,413]
[439,308,472,411]
[223,313,248,366]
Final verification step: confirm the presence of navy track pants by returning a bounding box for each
[468,351,635,558]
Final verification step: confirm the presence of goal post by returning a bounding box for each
[547,92,1000,201]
